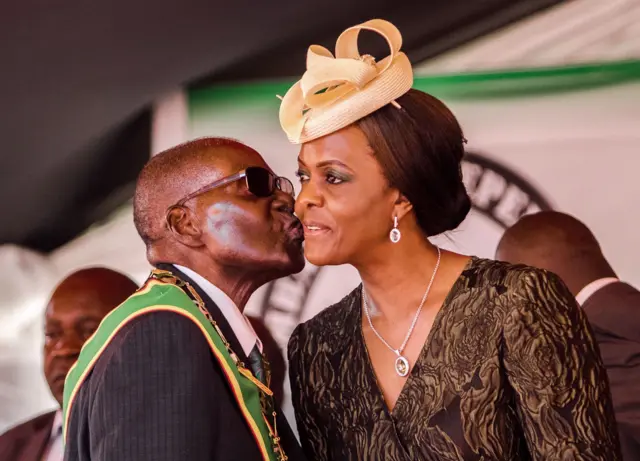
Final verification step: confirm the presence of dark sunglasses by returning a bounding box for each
[173,166,294,208]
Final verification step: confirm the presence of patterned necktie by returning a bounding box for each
[248,343,269,385]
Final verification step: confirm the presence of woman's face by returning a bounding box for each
[295,125,398,267]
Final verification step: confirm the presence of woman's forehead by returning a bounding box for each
[299,126,372,165]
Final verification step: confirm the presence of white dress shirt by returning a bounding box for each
[576,277,619,306]
[43,410,63,461]
[173,265,262,356]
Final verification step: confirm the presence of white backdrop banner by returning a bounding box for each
[0,246,59,431]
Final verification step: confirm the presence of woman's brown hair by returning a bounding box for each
[356,89,470,236]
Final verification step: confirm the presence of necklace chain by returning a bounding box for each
[362,246,441,357]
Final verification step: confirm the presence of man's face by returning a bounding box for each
[43,282,115,406]
[187,147,305,278]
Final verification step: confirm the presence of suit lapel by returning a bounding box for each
[155,263,249,363]
[153,264,304,459]
[19,411,55,461]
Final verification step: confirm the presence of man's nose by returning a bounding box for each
[272,188,295,213]
[51,333,84,358]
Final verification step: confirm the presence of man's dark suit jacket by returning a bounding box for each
[582,281,640,460]
[0,410,56,461]
[64,264,305,461]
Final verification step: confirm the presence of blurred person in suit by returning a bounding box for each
[497,210,640,459]
[63,137,306,461]
[0,268,137,461]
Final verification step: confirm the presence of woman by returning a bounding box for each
[279,20,622,461]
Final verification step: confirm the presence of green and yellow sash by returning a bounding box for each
[62,270,286,461]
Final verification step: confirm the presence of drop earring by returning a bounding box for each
[389,216,401,243]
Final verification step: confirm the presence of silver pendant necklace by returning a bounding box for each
[362,246,441,377]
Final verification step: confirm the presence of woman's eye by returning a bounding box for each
[295,170,309,182]
[326,174,343,185]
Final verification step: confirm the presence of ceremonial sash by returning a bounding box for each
[62,273,283,461]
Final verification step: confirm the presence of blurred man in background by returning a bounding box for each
[496,211,640,459]
[0,268,138,461]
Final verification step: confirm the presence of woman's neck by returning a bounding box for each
[355,232,442,324]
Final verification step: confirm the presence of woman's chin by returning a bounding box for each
[304,244,339,267]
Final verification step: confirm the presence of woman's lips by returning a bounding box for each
[303,222,331,237]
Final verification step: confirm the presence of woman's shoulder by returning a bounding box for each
[465,256,566,297]
[463,256,580,329]
[462,257,578,331]
[288,285,361,355]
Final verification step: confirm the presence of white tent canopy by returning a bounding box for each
[416,0,640,73]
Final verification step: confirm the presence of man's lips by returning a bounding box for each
[284,219,304,240]
[48,360,76,386]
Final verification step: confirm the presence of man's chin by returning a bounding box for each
[47,376,66,401]
[284,246,306,275]
[290,254,306,274]
[260,240,305,278]
[52,388,64,408]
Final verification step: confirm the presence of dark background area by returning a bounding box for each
[0,0,564,252]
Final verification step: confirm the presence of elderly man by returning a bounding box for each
[0,268,137,461]
[63,138,306,461]
[496,211,640,460]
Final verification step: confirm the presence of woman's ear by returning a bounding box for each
[165,206,205,248]
[393,194,413,221]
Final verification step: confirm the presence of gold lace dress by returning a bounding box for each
[288,258,621,460]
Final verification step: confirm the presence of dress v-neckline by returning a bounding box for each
[357,256,475,418]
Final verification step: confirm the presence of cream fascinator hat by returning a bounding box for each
[278,19,413,144]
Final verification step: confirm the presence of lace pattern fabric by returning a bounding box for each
[288,258,622,461]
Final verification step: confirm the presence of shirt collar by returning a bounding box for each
[172,265,262,356]
[51,409,62,438]
[576,277,619,305]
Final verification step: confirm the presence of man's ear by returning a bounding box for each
[165,206,205,248]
